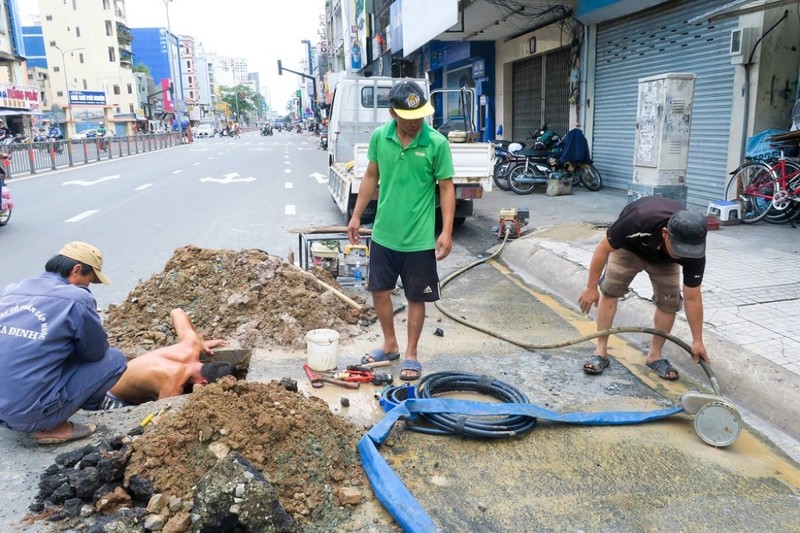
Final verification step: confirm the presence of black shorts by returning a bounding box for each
[368,241,441,302]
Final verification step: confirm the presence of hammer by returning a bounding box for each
[303,364,360,389]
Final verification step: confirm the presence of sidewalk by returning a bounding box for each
[483,187,800,448]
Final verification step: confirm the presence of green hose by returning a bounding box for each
[435,227,721,396]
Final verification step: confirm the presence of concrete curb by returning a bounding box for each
[500,237,800,444]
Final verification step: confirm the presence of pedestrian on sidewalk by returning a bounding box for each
[0,242,127,445]
[578,196,709,380]
[346,79,455,381]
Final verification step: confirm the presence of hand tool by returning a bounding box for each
[348,360,391,369]
[335,369,394,385]
[303,364,324,388]
[303,364,360,389]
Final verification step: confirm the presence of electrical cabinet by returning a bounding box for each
[633,73,696,187]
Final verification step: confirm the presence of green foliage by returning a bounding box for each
[132,63,150,75]
[220,84,262,121]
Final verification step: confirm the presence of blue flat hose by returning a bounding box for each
[359,397,683,532]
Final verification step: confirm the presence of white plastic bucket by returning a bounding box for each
[305,329,340,371]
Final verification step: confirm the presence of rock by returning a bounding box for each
[335,486,362,506]
[63,497,84,517]
[49,483,76,505]
[207,441,230,459]
[80,452,102,468]
[68,466,102,500]
[96,486,132,515]
[167,496,184,513]
[126,474,155,505]
[192,452,296,532]
[144,513,166,530]
[37,472,68,499]
[147,493,168,513]
[98,447,132,482]
[87,507,148,533]
[162,511,191,533]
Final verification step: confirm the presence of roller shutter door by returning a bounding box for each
[512,47,570,142]
[592,0,736,205]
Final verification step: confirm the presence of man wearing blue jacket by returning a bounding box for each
[0,242,126,444]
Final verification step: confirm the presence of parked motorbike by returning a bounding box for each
[319,127,328,150]
[505,126,602,194]
[0,152,13,226]
[492,140,525,191]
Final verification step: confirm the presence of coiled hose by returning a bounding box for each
[407,372,536,437]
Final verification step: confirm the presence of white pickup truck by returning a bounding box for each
[327,76,493,225]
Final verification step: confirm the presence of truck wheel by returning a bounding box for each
[454,217,466,226]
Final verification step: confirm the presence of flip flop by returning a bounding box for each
[35,422,96,445]
[399,359,422,381]
[361,348,401,365]
[646,358,679,380]
[583,355,610,375]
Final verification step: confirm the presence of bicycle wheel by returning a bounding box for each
[765,160,800,224]
[508,164,537,195]
[574,163,603,191]
[492,159,511,191]
[724,161,775,223]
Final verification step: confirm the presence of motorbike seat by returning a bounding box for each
[516,147,551,158]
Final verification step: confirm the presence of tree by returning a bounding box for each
[220,85,258,123]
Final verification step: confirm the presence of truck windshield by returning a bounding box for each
[360,87,391,108]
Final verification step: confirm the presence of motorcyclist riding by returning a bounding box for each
[96,124,108,151]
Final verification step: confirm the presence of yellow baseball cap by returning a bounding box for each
[59,241,111,285]
[389,79,434,120]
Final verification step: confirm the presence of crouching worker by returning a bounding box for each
[0,242,127,445]
[102,308,233,409]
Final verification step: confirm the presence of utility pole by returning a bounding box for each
[53,45,85,140]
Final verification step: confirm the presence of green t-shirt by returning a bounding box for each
[368,120,454,252]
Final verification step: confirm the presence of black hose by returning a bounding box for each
[405,371,537,438]
[435,227,722,396]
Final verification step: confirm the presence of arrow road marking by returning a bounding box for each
[310,172,327,184]
[66,210,98,222]
[199,172,257,184]
[63,175,120,186]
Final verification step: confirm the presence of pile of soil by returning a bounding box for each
[29,246,387,530]
[103,245,374,356]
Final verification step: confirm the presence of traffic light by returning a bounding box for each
[296,90,302,98]
[277,60,283,75]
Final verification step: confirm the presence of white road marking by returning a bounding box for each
[285,182,293,189]
[310,172,327,184]
[192,162,200,165]
[199,172,257,183]
[284,169,291,173]
[63,174,120,186]
[172,169,183,174]
[135,183,153,191]
[66,210,98,222]
[284,161,290,165]
[285,205,296,215]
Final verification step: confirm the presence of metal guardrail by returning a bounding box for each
[1,132,183,179]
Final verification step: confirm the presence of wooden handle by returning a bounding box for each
[289,264,363,311]
[321,376,360,389]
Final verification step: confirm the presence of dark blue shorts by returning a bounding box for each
[368,241,441,302]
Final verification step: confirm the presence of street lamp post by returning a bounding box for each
[163,0,177,127]
[53,44,85,140]
[301,39,317,119]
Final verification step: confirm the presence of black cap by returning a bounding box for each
[388,79,434,120]
[667,210,707,258]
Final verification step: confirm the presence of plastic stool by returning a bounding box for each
[706,200,742,225]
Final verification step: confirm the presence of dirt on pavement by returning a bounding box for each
[30,245,387,531]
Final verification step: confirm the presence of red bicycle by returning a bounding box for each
[725,151,800,223]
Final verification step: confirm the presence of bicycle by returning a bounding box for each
[725,152,800,224]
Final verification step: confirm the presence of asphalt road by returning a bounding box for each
[2,134,799,531]
[0,130,340,309]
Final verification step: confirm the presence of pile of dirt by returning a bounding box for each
[32,379,373,532]
[103,245,374,356]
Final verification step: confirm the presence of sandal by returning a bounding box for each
[361,348,401,365]
[399,359,422,381]
[583,355,610,375]
[35,422,96,445]
[646,358,679,380]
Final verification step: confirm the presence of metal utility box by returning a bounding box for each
[633,73,696,188]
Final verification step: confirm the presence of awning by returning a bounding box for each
[0,109,45,116]
[687,0,798,23]
[112,113,147,122]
